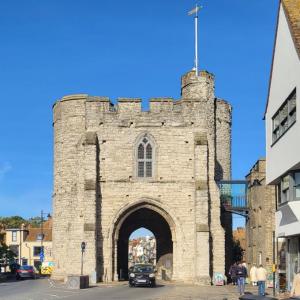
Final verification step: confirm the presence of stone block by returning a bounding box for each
[66,275,89,289]
[196,224,209,232]
[84,132,97,145]
[195,180,208,190]
[84,223,95,231]
[194,132,208,145]
[84,179,96,190]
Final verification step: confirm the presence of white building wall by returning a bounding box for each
[276,202,300,237]
[266,3,300,185]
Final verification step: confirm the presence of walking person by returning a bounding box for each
[236,262,248,296]
[229,262,237,285]
[250,264,257,286]
[256,264,267,296]
[290,270,300,298]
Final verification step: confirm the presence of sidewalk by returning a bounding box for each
[95,281,276,300]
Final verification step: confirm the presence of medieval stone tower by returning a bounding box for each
[52,70,232,284]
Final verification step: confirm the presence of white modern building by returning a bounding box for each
[265,0,300,290]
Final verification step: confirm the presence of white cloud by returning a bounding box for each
[0,161,12,181]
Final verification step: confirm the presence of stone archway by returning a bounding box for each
[112,202,175,281]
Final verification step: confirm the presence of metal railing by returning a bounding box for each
[218,180,249,217]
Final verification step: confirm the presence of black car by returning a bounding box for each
[16,266,37,280]
[128,264,156,287]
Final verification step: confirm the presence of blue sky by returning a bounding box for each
[0,0,278,230]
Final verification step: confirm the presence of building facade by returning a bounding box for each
[52,70,232,284]
[245,159,276,270]
[265,0,300,290]
[5,220,53,271]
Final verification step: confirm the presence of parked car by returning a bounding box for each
[128,264,156,287]
[9,262,20,274]
[16,266,37,280]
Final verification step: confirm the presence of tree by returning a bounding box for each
[0,243,17,269]
[27,216,42,228]
[232,239,244,263]
[0,216,26,229]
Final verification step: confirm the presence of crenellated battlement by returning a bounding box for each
[53,70,231,132]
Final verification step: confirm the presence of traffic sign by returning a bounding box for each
[40,250,44,262]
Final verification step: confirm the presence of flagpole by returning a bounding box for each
[188,3,201,76]
[195,4,198,76]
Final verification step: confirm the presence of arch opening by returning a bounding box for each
[114,207,173,281]
[129,228,156,267]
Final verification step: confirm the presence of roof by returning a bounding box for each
[264,0,300,118]
[25,227,52,242]
[282,0,300,57]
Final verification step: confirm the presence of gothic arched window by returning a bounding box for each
[137,136,153,178]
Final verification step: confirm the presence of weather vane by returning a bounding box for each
[188,2,202,76]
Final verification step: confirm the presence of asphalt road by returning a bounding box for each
[0,278,174,300]
[0,277,261,300]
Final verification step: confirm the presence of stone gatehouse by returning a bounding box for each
[52,70,232,284]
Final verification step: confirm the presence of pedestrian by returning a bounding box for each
[229,262,238,285]
[290,270,300,298]
[256,264,267,296]
[250,264,257,286]
[236,262,247,296]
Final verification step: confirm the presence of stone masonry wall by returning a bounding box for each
[245,159,276,270]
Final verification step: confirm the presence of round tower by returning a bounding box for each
[52,94,88,281]
[181,70,215,100]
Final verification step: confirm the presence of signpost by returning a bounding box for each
[81,242,86,276]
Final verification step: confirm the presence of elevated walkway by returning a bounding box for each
[218,180,249,218]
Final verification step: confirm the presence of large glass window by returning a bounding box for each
[272,88,297,143]
[137,136,153,178]
[279,171,300,205]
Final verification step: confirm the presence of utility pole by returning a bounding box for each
[40,210,51,269]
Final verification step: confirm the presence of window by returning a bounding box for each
[272,88,296,143]
[294,172,300,199]
[279,171,300,205]
[36,233,44,241]
[22,258,28,266]
[33,246,44,257]
[137,135,153,178]
[12,231,17,242]
[281,175,290,203]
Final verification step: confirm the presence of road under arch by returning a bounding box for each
[115,207,173,280]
